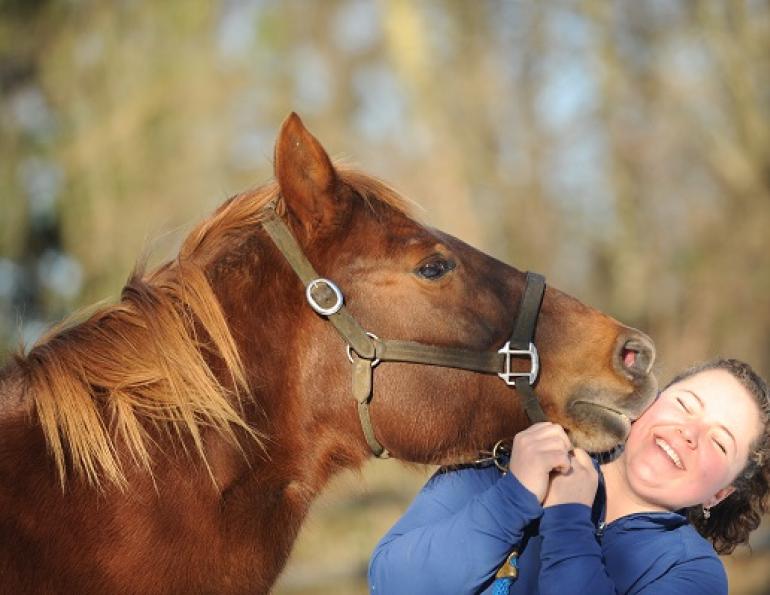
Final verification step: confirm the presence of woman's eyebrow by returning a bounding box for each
[681,389,737,448]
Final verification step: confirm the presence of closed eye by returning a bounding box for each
[676,397,691,413]
[713,439,727,455]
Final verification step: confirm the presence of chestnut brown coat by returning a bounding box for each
[0,114,657,593]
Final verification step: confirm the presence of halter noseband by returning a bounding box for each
[261,205,547,458]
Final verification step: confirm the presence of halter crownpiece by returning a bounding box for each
[261,204,548,457]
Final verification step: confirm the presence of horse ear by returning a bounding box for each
[274,113,342,240]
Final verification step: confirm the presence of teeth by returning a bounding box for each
[655,438,683,469]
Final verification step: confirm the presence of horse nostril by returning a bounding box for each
[617,334,656,377]
[622,346,638,368]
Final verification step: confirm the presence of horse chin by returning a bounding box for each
[565,400,633,453]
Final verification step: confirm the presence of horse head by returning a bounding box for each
[222,113,658,471]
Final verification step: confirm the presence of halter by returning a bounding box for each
[261,205,547,458]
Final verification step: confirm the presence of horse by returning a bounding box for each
[0,113,657,594]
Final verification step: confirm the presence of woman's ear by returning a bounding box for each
[703,485,736,509]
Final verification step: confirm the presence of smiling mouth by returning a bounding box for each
[655,437,684,470]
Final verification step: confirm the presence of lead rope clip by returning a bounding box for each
[492,550,519,594]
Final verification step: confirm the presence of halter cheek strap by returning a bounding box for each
[261,205,547,458]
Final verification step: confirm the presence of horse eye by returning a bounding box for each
[416,258,456,280]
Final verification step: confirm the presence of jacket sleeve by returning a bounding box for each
[537,505,728,595]
[368,467,543,595]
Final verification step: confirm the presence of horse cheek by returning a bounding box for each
[368,366,510,463]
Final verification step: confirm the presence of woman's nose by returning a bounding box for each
[677,424,698,447]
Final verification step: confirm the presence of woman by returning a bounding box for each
[368,359,770,594]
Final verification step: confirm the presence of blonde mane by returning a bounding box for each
[16,167,412,489]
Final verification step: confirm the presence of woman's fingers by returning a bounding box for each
[541,449,573,474]
[513,422,572,452]
[512,424,573,467]
[508,423,575,502]
[542,447,599,508]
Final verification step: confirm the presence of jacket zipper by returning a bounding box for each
[596,521,606,539]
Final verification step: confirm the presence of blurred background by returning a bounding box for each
[1,0,769,593]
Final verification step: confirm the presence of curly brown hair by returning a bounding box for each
[666,358,770,554]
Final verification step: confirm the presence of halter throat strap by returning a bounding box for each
[261,206,547,457]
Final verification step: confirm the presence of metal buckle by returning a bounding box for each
[306,278,344,316]
[497,341,539,386]
[347,332,381,367]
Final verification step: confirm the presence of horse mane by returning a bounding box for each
[13,166,412,489]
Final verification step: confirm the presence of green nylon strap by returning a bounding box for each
[515,377,547,424]
[510,272,546,349]
[374,340,505,373]
[352,356,389,457]
[357,403,389,458]
[261,208,376,359]
[351,355,373,405]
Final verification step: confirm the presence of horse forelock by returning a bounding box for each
[181,164,416,259]
[336,166,417,218]
[15,165,411,490]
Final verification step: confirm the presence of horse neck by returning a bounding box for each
[208,230,371,498]
[0,360,52,500]
[0,227,369,513]
[0,360,27,413]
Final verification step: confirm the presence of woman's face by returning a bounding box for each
[621,368,762,511]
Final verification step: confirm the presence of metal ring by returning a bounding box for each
[346,332,380,367]
[305,278,344,316]
[492,439,511,473]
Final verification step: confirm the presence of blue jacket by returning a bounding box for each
[368,462,727,594]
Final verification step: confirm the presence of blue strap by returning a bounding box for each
[492,548,519,594]
[492,577,513,595]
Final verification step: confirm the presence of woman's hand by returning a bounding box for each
[508,422,573,503]
[543,448,598,508]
